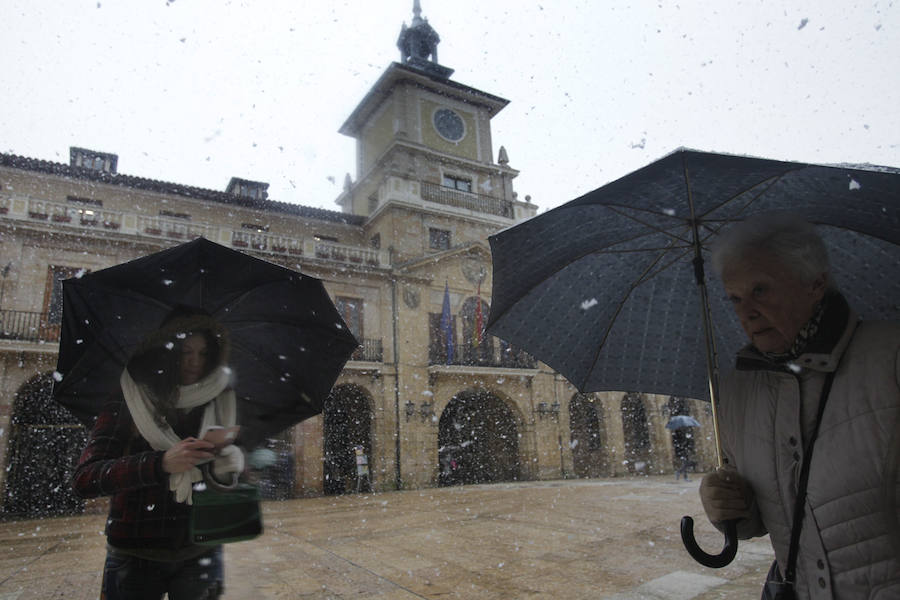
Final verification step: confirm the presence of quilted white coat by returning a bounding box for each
[719,299,900,600]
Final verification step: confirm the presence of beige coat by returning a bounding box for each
[719,302,900,600]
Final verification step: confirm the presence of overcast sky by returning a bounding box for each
[3,0,898,213]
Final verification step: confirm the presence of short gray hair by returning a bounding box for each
[709,212,832,286]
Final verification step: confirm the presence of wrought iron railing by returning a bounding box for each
[0,310,59,343]
[350,338,383,362]
[428,336,537,369]
[420,182,513,218]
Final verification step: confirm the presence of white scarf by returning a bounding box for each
[121,365,238,504]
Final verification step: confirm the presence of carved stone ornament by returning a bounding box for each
[402,285,420,309]
[461,258,487,287]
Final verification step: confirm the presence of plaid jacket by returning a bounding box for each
[72,400,203,549]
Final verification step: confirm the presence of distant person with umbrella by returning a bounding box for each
[666,415,700,481]
[72,307,244,599]
[698,213,900,598]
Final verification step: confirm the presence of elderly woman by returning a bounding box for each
[73,306,244,600]
[699,212,900,599]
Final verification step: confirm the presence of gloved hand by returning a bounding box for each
[699,465,754,524]
[212,444,245,483]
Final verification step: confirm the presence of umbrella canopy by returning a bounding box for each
[487,148,900,403]
[53,238,359,447]
[666,415,702,430]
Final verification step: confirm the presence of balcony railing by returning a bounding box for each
[420,182,513,218]
[0,310,60,343]
[137,215,218,241]
[428,337,537,369]
[21,198,124,230]
[3,194,385,268]
[314,241,380,266]
[350,338,383,362]
[231,230,303,256]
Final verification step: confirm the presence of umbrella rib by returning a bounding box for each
[602,204,694,246]
[581,233,685,389]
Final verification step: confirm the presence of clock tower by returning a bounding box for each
[336,1,535,263]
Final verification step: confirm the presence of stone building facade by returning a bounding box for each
[0,4,715,517]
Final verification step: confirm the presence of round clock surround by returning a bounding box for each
[433,107,466,142]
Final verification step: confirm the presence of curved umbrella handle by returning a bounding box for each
[680,516,738,568]
[199,463,240,492]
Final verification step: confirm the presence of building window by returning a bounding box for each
[335,297,363,340]
[429,228,451,250]
[442,174,472,193]
[44,265,83,325]
[69,147,118,173]
[226,178,269,201]
[241,223,269,232]
[66,196,103,207]
[160,210,192,220]
[369,233,381,249]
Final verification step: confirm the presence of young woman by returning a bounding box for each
[73,307,244,599]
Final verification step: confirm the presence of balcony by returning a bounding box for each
[231,230,303,256]
[138,215,218,241]
[428,337,537,369]
[20,198,124,231]
[313,240,380,266]
[0,310,59,344]
[420,182,512,218]
[2,194,387,268]
[350,338,383,362]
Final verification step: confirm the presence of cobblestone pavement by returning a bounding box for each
[0,476,774,599]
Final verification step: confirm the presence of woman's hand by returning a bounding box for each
[699,466,754,523]
[162,438,215,474]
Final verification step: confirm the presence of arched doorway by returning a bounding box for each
[569,393,608,478]
[437,389,519,486]
[621,392,652,475]
[1,372,87,518]
[323,384,372,495]
[667,396,696,472]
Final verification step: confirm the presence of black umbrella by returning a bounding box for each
[486,148,900,567]
[53,238,359,448]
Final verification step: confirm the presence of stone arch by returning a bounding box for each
[437,387,520,486]
[621,392,652,475]
[459,296,493,366]
[2,372,87,518]
[667,396,697,470]
[569,393,609,478]
[323,383,373,495]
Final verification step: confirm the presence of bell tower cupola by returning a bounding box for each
[397,0,454,80]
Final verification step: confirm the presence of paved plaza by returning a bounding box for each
[0,476,775,599]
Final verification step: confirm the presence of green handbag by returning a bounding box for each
[189,466,263,546]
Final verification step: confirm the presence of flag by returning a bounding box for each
[473,281,483,347]
[440,281,454,365]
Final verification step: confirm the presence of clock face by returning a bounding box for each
[433,108,465,142]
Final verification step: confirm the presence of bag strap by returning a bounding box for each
[783,368,837,586]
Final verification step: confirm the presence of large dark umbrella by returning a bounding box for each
[53,238,359,448]
[486,148,900,566]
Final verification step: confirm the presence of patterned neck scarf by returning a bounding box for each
[760,296,828,364]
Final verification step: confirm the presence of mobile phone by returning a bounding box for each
[202,426,240,451]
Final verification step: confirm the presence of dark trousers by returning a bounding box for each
[101,545,223,599]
